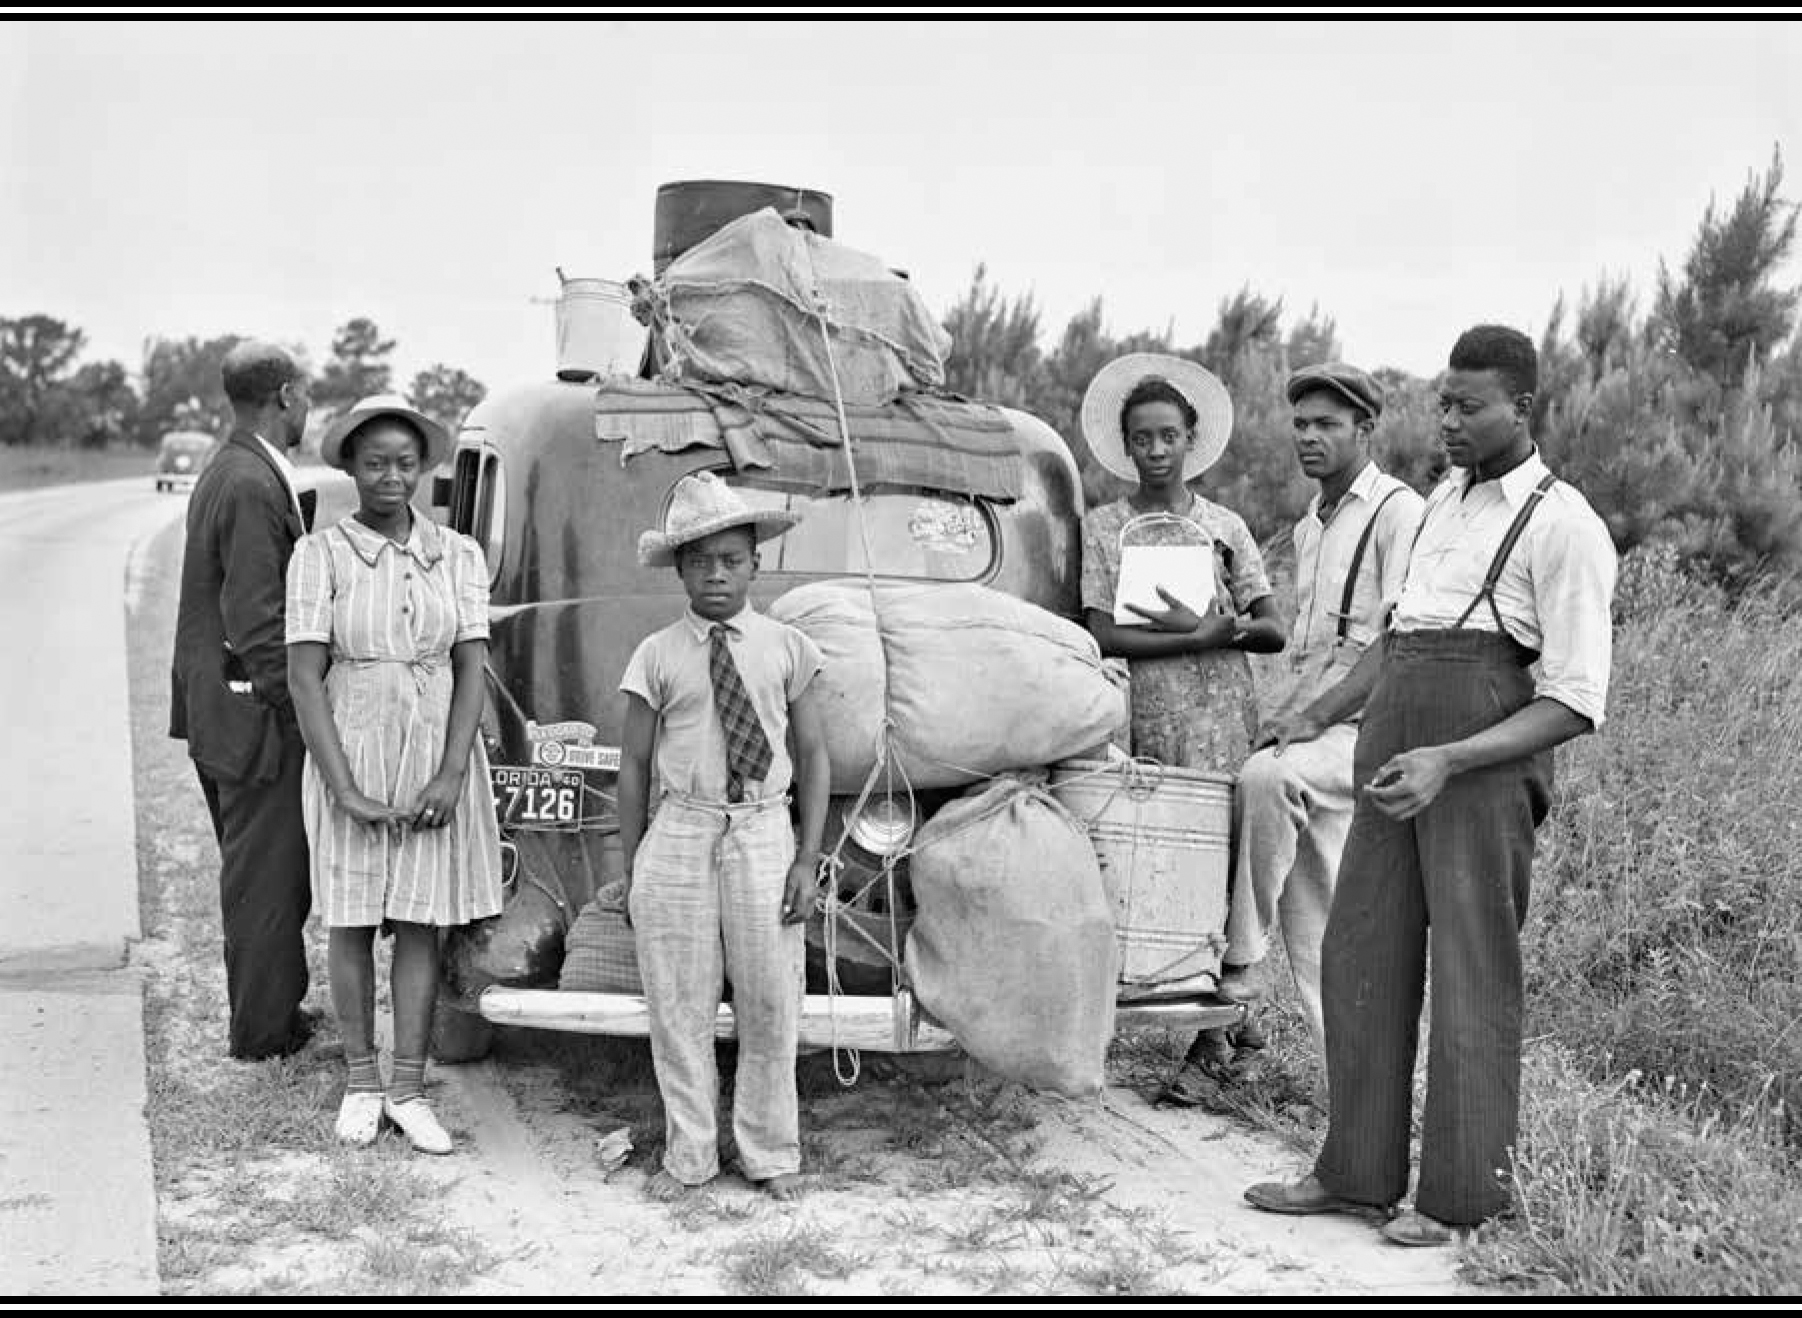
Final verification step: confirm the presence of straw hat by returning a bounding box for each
[319,394,452,472]
[1080,353,1233,483]
[638,470,801,568]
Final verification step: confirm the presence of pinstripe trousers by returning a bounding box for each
[630,792,805,1186]
[1313,631,1552,1226]
[197,736,312,1060]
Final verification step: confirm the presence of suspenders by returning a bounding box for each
[1453,471,1559,634]
[1334,487,1405,642]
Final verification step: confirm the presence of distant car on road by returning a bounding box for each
[154,431,216,493]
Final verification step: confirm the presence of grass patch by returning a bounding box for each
[156,1228,235,1282]
[1529,554,1802,1123]
[279,1158,439,1238]
[917,1254,1039,1295]
[1465,1044,1802,1295]
[667,1187,763,1233]
[353,1227,500,1296]
[717,1219,869,1297]
[1059,1245,1173,1298]
[0,443,155,490]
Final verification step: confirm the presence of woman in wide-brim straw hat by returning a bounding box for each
[285,394,501,1155]
[1076,354,1287,1104]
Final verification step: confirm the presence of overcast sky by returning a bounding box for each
[4,16,1799,395]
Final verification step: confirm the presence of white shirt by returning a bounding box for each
[1279,461,1424,716]
[1392,449,1617,727]
[254,432,304,525]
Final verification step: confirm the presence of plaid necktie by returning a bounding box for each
[709,624,774,803]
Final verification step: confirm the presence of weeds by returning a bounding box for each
[1464,1044,1802,1295]
[667,1187,763,1233]
[1060,1246,1172,1297]
[1531,555,1802,1123]
[355,1229,499,1297]
[717,1219,869,1297]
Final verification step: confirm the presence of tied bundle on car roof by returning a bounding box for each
[633,207,952,407]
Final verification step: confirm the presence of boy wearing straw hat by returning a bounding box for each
[616,471,829,1202]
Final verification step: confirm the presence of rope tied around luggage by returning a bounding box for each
[810,268,890,1086]
[807,262,1163,1084]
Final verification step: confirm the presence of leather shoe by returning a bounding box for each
[1157,1060,1232,1110]
[335,1090,384,1146]
[384,1097,453,1155]
[1381,1209,1463,1247]
[1244,1174,1377,1217]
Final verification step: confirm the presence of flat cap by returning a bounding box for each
[1285,361,1384,421]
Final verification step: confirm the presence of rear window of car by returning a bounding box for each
[716,475,996,582]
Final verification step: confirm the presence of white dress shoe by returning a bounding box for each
[335,1090,385,1146]
[384,1096,453,1155]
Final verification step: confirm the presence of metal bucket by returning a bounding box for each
[554,277,643,382]
[1050,758,1231,986]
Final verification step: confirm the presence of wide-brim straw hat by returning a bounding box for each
[319,395,453,472]
[1080,353,1234,483]
[638,470,801,568]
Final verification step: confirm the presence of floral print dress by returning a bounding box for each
[1080,494,1271,772]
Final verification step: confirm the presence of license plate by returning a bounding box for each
[490,765,583,830]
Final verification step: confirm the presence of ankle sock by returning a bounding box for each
[389,1055,426,1105]
[345,1051,382,1094]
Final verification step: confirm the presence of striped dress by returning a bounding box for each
[285,512,504,928]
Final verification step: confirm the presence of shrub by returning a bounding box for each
[1528,549,1802,1124]
[1465,1045,1802,1296]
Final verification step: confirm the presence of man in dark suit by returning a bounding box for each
[170,340,319,1060]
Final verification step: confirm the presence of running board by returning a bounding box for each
[478,987,1244,1055]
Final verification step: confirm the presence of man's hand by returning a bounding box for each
[1363,746,1456,820]
[780,857,818,925]
[408,767,466,830]
[1255,710,1329,756]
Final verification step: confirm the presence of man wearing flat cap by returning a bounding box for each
[1213,363,1422,1071]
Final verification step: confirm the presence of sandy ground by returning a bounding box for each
[124,498,1479,1298]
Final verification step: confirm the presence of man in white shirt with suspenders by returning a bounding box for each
[1246,326,1617,1246]
[1214,364,1423,1071]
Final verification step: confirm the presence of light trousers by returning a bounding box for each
[1222,722,1359,1056]
[630,793,804,1185]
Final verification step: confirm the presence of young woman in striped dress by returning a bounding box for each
[286,395,503,1154]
